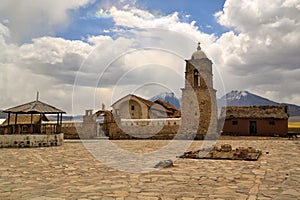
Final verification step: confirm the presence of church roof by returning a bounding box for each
[191,42,207,60]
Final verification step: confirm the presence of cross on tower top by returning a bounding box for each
[197,42,201,51]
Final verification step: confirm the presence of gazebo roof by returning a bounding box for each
[4,99,65,114]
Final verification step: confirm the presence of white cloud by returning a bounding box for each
[214,0,300,104]
[107,6,216,45]
[0,0,92,42]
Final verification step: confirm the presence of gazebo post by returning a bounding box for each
[7,113,10,134]
[14,113,18,134]
[56,113,59,134]
[40,113,42,134]
[60,113,63,133]
[30,113,33,134]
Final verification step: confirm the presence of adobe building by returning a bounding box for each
[220,105,289,136]
[180,42,218,139]
[111,94,180,120]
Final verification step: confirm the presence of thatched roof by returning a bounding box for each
[221,106,289,120]
[1,114,49,126]
[4,100,65,114]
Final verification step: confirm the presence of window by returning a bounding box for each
[194,69,200,87]
[22,126,28,132]
[232,121,238,125]
[269,120,275,125]
[131,105,135,110]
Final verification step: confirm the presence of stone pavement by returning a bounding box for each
[0,138,300,200]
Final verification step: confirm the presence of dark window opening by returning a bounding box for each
[269,120,275,125]
[194,69,199,87]
[232,121,238,125]
[284,106,288,114]
[131,105,135,110]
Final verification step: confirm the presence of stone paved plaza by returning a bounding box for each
[1,138,300,200]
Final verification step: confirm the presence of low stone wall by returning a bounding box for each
[61,127,80,139]
[43,122,95,139]
[0,133,64,148]
[109,123,180,140]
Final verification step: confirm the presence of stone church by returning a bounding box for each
[93,42,218,140]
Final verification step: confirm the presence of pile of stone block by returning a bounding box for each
[179,144,261,161]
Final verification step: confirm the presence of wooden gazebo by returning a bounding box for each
[2,93,65,134]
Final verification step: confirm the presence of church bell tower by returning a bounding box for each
[181,43,218,139]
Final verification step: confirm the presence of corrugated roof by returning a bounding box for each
[221,106,289,119]
[4,100,65,114]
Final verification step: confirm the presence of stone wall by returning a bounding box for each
[109,122,180,140]
[44,122,81,139]
[0,133,63,148]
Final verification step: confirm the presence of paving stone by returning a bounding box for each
[0,139,299,199]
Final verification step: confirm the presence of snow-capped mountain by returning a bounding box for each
[218,90,278,107]
[218,90,300,116]
[149,92,181,109]
[150,90,300,116]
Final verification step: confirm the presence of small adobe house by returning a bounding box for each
[220,105,289,136]
[111,94,181,120]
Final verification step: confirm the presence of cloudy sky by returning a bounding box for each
[0,0,299,114]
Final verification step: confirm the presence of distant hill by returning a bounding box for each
[0,110,7,119]
[47,115,83,121]
[149,92,181,109]
[150,90,300,116]
[218,90,300,116]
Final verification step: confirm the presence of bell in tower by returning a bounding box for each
[180,42,218,139]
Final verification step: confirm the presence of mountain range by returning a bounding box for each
[152,90,300,116]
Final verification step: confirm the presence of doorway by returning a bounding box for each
[249,121,257,135]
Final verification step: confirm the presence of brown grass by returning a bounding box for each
[288,122,300,128]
